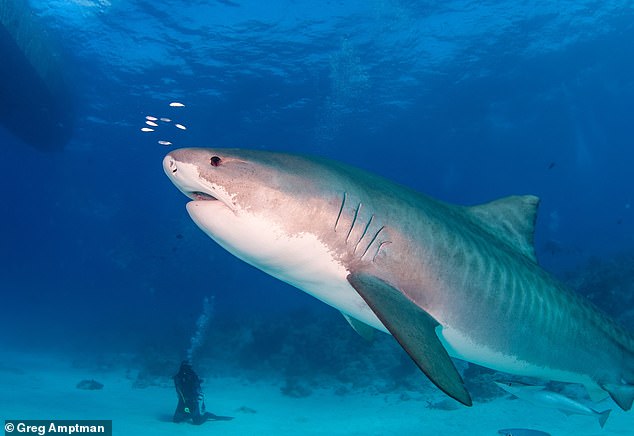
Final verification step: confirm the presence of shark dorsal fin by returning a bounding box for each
[466,195,540,262]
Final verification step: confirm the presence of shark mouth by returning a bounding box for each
[187,186,237,214]
[190,191,218,201]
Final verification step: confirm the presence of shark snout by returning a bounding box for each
[162,152,204,199]
[162,151,233,208]
[163,154,177,175]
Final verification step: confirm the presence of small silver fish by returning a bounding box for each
[145,121,159,127]
[169,102,185,107]
[160,117,171,122]
[145,116,158,121]
[158,140,172,146]
[140,127,154,132]
[175,123,186,130]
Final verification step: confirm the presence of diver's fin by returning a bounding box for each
[341,312,375,341]
[602,383,634,411]
[205,413,234,421]
[347,272,472,406]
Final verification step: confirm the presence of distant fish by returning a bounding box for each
[146,121,158,127]
[426,398,461,411]
[170,102,185,107]
[158,140,172,146]
[76,379,103,390]
[160,117,172,122]
[141,127,154,132]
[494,382,611,428]
[146,116,158,121]
[498,429,551,436]
[547,162,556,170]
[175,123,187,130]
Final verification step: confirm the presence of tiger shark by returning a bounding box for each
[163,147,634,410]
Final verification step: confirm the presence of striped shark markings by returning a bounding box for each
[163,148,634,411]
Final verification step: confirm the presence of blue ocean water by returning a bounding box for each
[1,1,634,433]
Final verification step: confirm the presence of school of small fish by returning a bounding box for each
[140,102,186,146]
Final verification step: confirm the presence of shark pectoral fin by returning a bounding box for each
[347,272,472,407]
[341,312,376,342]
[602,383,634,411]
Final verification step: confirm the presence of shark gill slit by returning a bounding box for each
[346,202,362,243]
[354,214,375,254]
[335,191,347,232]
[373,240,392,262]
[361,225,385,261]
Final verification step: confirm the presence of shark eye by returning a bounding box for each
[210,156,222,167]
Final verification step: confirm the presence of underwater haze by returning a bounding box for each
[1,1,634,435]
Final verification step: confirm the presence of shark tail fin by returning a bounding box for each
[602,383,634,411]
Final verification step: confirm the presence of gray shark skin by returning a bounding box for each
[163,147,634,410]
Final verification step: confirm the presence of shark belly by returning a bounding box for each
[186,200,386,332]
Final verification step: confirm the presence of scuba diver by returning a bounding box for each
[172,360,234,425]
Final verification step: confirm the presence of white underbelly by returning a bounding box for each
[438,326,594,387]
[186,201,385,331]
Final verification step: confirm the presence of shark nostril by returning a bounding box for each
[168,158,177,173]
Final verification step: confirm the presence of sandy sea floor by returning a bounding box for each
[1,350,632,435]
